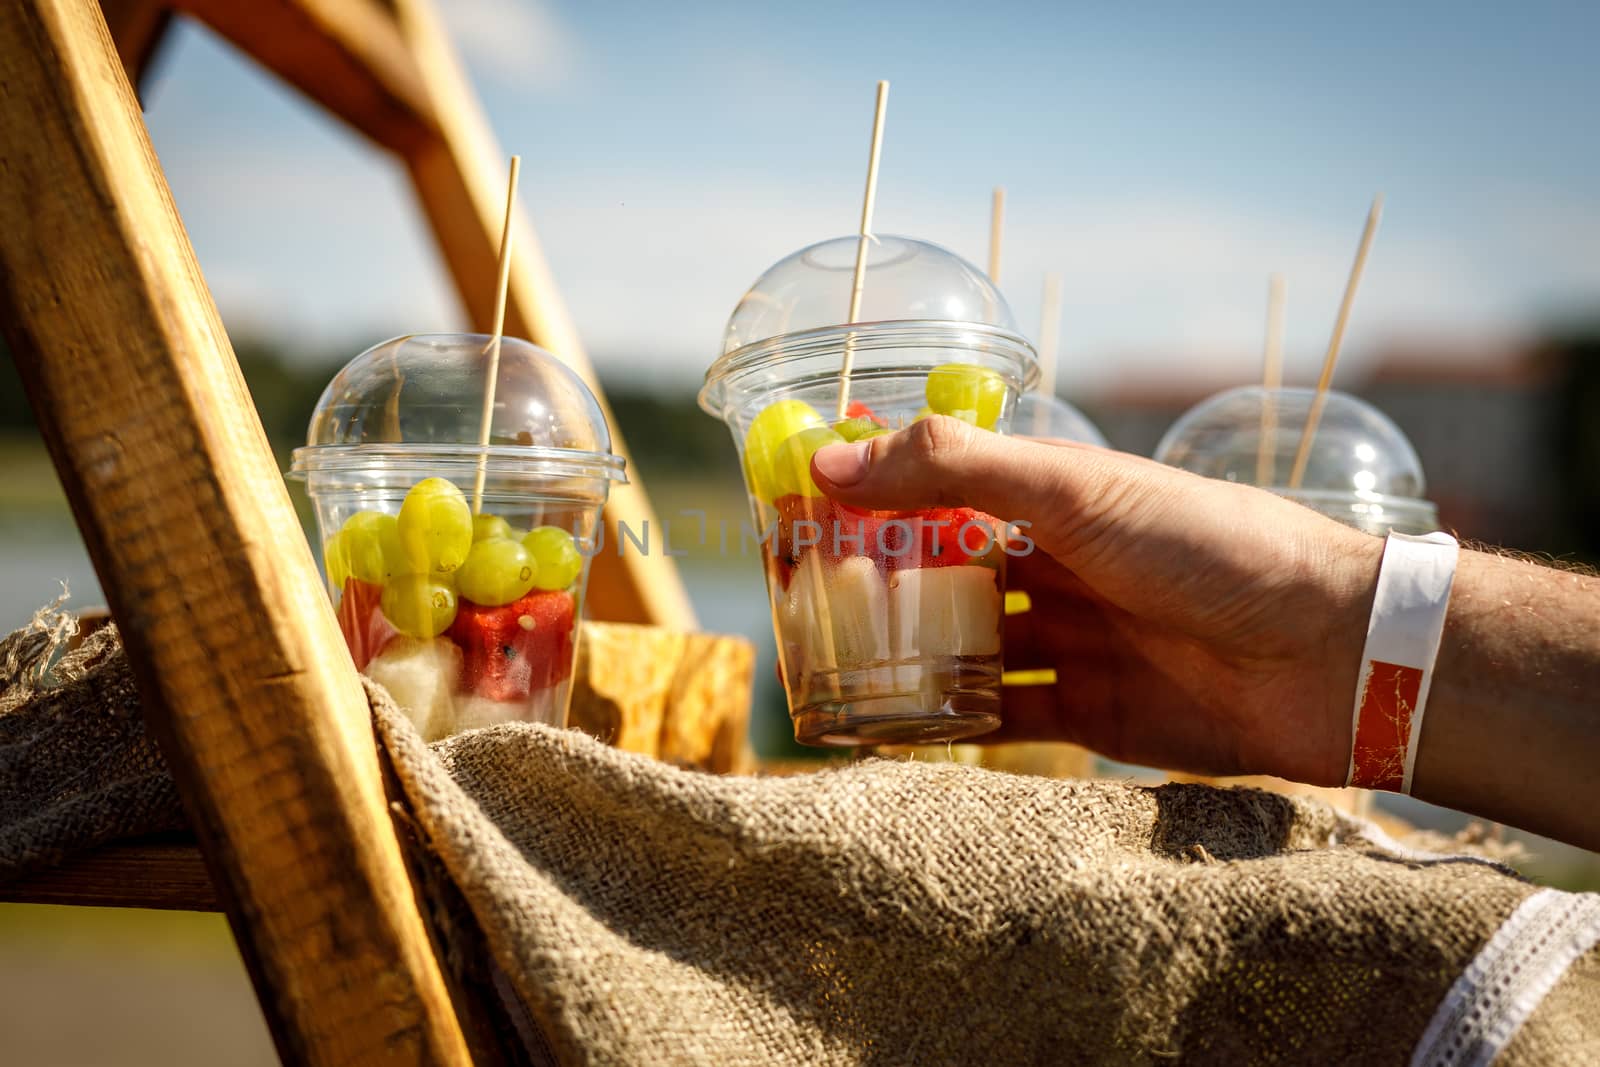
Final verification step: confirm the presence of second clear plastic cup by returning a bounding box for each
[289,334,625,741]
[1154,385,1440,535]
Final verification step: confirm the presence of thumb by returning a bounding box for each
[811,415,1114,556]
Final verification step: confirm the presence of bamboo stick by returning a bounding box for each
[471,153,519,513]
[987,185,1005,284]
[1033,272,1063,436]
[1256,273,1286,486]
[1288,194,1384,489]
[835,80,890,420]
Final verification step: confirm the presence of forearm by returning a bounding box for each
[1409,550,1600,851]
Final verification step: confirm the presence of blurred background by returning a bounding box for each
[3,0,1599,1061]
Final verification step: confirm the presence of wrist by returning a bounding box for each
[1308,528,1386,786]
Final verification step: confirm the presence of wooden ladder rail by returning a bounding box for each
[0,1,472,1063]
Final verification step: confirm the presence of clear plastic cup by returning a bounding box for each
[1154,385,1440,536]
[700,236,1039,746]
[287,334,625,741]
[1015,393,1108,447]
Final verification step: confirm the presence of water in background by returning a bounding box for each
[0,510,799,756]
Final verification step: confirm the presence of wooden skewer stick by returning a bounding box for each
[1033,272,1063,436]
[1288,193,1384,489]
[988,185,1006,284]
[1256,272,1286,486]
[836,80,890,420]
[472,154,521,513]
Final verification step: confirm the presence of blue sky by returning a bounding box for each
[141,0,1600,392]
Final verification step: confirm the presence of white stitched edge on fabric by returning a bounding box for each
[1339,817,1520,877]
[1410,888,1600,1067]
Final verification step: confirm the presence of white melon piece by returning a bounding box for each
[453,688,566,734]
[778,558,833,666]
[452,695,517,734]
[365,637,461,741]
[888,565,1002,659]
[775,557,843,702]
[820,554,890,667]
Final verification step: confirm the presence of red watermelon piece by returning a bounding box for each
[337,577,397,671]
[844,400,886,427]
[774,493,908,568]
[873,508,1005,572]
[447,589,577,701]
[911,507,977,568]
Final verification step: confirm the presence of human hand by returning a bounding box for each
[811,416,1384,785]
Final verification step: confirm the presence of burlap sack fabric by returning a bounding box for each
[0,603,185,877]
[3,601,1598,1064]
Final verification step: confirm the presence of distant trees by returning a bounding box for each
[1547,328,1600,562]
[1,333,739,489]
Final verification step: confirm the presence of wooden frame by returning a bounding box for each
[0,0,746,1059]
[0,1,473,1061]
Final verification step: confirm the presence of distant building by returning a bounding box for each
[1361,346,1559,550]
[1079,341,1570,553]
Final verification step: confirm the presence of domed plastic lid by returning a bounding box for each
[721,235,1019,355]
[289,333,624,484]
[1014,394,1108,448]
[703,235,1036,416]
[1154,386,1438,535]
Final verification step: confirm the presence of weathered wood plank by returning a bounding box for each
[0,2,469,1063]
[176,0,437,154]
[0,837,219,912]
[391,0,699,630]
[661,632,756,774]
[569,623,754,772]
[569,624,686,758]
[101,0,172,95]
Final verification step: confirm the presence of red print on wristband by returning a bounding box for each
[1350,660,1423,792]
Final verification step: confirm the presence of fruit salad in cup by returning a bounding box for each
[323,477,585,740]
[743,363,1010,746]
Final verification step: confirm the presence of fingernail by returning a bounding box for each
[813,441,871,486]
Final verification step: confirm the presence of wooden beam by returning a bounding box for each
[391,0,699,629]
[0,837,219,911]
[175,0,437,155]
[0,2,470,1064]
[101,0,173,95]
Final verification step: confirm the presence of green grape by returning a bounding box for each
[831,416,881,442]
[341,511,402,583]
[323,531,351,590]
[381,573,458,638]
[456,538,537,606]
[772,425,845,498]
[523,526,583,591]
[397,477,472,575]
[855,426,891,441]
[472,513,515,542]
[925,363,1006,430]
[741,399,824,503]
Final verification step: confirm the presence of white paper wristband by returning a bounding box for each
[1346,531,1460,793]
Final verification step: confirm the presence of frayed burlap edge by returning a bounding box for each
[0,594,185,879]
